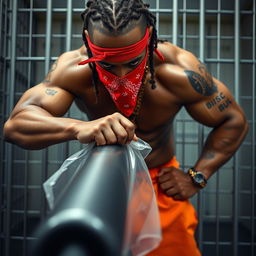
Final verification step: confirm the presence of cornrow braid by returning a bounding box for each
[81,0,160,95]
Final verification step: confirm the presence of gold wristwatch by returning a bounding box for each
[188,168,207,188]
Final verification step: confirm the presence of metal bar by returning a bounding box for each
[182,0,187,49]
[197,0,205,252]
[45,0,52,74]
[0,0,5,252]
[215,1,221,255]
[23,1,34,255]
[155,0,159,40]
[5,1,18,255]
[233,0,240,255]
[63,0,73,159]
[251,1,255,255]
[66,0,72,52]
[172,0,178,45]
[41,0,52,221]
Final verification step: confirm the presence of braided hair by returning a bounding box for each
[81,0,160,96]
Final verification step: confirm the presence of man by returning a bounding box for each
[3,1,248,255]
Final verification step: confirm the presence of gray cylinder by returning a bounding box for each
[31,145,130,256]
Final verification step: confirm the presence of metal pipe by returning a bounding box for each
[31,145,131,256]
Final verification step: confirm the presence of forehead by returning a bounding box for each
[91,26,145,48]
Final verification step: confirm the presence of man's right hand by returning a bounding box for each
[75,112,138,146]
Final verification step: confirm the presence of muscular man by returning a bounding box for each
[3,1,248,255]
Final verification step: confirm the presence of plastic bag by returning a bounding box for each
[43,139,162,256]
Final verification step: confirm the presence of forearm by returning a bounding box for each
[3,109,82,149]
[193,114,249,179]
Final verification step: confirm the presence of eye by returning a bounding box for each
[99,62,113,69]
[128,58,141,67]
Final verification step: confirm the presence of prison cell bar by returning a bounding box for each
[233,0,240,255]
[4,0,18,256]
[251,1,255,256]
[31,145,130,256]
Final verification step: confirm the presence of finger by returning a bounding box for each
[158,172,172,183]
[158,167,172,177]
[102,127,118,144]
[166,187,179,197]
[159,181,174,191]
[111,122,129,144]
[119,117,135,143]
[133,133,138,142]
[95,132,106,146]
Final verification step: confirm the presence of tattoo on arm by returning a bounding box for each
[42,59,59,84]
[205,92,232,112]
[184,63,218,96]
[202,151,215,159]
[45,88,58,96]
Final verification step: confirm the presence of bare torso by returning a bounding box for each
[63,42,184,168]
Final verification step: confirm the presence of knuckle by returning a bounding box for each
[105,115,114,122]
[112,112,121,118]
[92,126,100,134]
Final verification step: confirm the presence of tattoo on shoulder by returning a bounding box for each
[42,59,59,84]
[45,88,58,96]
[184,63,218,96]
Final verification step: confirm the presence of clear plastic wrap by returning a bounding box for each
[43,139,162,256]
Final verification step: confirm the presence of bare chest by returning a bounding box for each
[74,79,181,133]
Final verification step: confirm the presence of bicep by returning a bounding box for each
[185,78,242,127]
[11,83,74,118]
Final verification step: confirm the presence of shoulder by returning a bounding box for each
[155,42,216,104]
[45,46,92,92]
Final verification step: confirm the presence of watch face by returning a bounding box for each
[194,173,204,183]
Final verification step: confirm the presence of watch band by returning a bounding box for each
[188,167,207,188]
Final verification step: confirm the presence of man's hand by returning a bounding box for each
[75,112,138,146]
[157,167,200,200]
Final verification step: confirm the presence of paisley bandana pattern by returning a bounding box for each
[95,51,148,117]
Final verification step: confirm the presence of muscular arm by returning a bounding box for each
[178,51,248,179]
[3,82,80,149]
[157,46,248,200]
[3,52,136,149]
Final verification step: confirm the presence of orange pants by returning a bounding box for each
[146,157,201,256]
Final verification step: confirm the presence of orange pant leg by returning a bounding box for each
[146,157,201,256]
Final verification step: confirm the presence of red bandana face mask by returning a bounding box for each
[95,51,148,116]
[79,27,164,117]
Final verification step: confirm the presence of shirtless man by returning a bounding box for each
[3,1,248,255]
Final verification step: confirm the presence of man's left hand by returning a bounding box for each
[157,167,200,200]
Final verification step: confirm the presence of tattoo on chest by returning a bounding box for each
[184,63,218,96]
[45,88,58,96]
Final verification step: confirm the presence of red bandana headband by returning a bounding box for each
[78,27,164,65]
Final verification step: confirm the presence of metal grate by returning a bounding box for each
[0,0,255,255]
